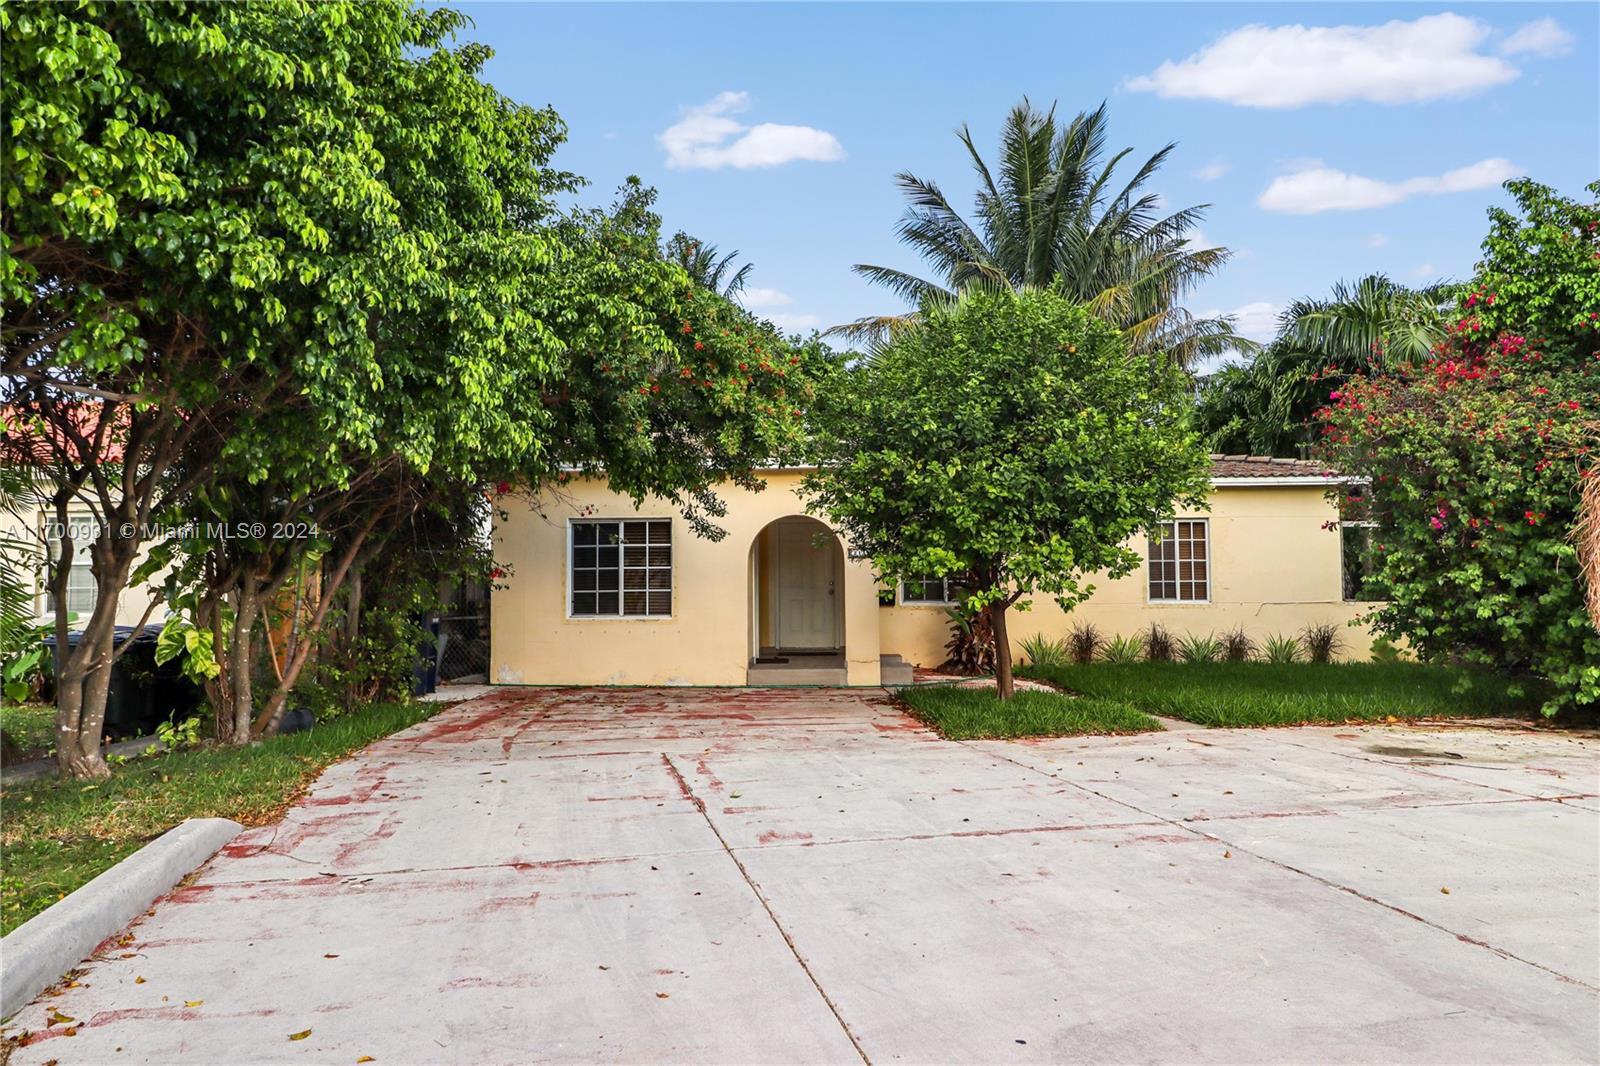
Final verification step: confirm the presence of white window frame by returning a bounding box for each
[40,509,99,618]
[565,517,674,620]
[898,575,957,606]
[1147,518,1211,604]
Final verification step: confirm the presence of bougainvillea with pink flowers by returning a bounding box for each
[1317,180,1600,715]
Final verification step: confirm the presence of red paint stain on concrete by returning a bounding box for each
[754,830,814,845]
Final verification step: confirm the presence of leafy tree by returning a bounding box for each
[664,231,753,297]
[1318,180,1600,715]
[832,100,1249,367]
[804,288,1208,697]
[1197,275,1454,457]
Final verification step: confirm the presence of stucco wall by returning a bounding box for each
[879,483,1376,667]
[491,472,882,686]
[0,496,171,629]
[492,475,1377,686]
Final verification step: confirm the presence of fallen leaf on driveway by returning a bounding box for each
[1223,851,1232,859]
[134,977,145,984]
[324,954,340,959]
[47,1011,73,1025]
[357,1057,375,1063]
[289,1029,313,1041]
[184,1000,203,1008]
[729,791,742,799]
[655,992,670,999]
[1440,887,1451,894]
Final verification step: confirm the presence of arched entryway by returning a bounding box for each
[747,515,847,684]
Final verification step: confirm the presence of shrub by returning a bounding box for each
[1101,632,1145,664]
[1144,623,1176,663]
[1300,622,1343,664]
[1316,179,1600,715]
[1220,626,1255,662]
[1370,636,1404,663]
[1262,632,1302,664]
[1178,633,1221,664]
[943,605,997,675]
[1067,621,1104,664]
[1020,633,1070,670]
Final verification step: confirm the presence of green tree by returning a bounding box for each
[804,288,1208,698]
[1196,275,1454,457]
[832,100,1249,367]
[1318,179,1600,715]
[664,231,753,297]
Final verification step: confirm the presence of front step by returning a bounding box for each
[879,654,914,687]
[746,663,849,686]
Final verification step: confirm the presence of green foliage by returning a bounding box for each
[154,611,221,684]
[1369,636,1404,663]
[1101,633,1145,664]
[1017,661,1543,727]
[1020,634,1070,670]
[1066,621,1104,664]
[805,287,1208,696]
[941,603,997,675]
[1317,180,1600,715]
[1177,632,1221,664]
[1261,633,1302,664]
[899,684,1160,739]
[835,101,1250,365]
[153,713,202,753]
[1196,276,1453,457]
[664,231,753,297]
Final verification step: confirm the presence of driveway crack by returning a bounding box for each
[963,741,1598,992]
[661,753,871,1064]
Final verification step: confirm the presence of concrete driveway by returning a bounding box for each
[7,687,1598,1064]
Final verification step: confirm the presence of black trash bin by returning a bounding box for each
[40,625,203,741]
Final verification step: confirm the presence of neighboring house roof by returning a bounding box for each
[1207,454,1343,485]
[0,404,129,466]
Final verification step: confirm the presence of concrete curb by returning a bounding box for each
[1,817,240,1019]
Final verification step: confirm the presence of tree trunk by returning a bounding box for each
[991,599,1015,700]
[227,581,258,745]
[52,534,134,780]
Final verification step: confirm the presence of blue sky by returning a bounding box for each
[459,2,1597,367]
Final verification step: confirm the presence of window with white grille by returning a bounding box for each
[1147,519,1209,602]
[570,519,671,617]
[900,575,956,605]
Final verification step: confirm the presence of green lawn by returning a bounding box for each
[899,684,1162,740]
[1017,661,1543,727]
[1,702,56,758]
[0,701,438,935]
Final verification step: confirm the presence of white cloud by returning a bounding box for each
[1228,301,1282,342]
[1365,233,1389,249]
[763,312,822,333]
[1258,157,1517,214]
[1193,159,1230,181]
[1205,301,1282,343]
[1413,263,1438,278]
[1500,18,1574,57]
[659,91,844,170]
[736,287,793,309]
[1126,13,1519,107]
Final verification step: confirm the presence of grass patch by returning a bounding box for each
[899,684,1162,740]
[1,702,56,757]
[1017,661,1543,728]
[0,700,438,935]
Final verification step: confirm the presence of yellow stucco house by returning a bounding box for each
[491,455,1374,688]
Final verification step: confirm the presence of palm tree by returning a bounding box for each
[831,100,1251,367]
[1196,274,1455,456]
[1277,273,1452,369]
[665,231,753,297]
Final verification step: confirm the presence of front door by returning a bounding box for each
[775,522,839,649]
